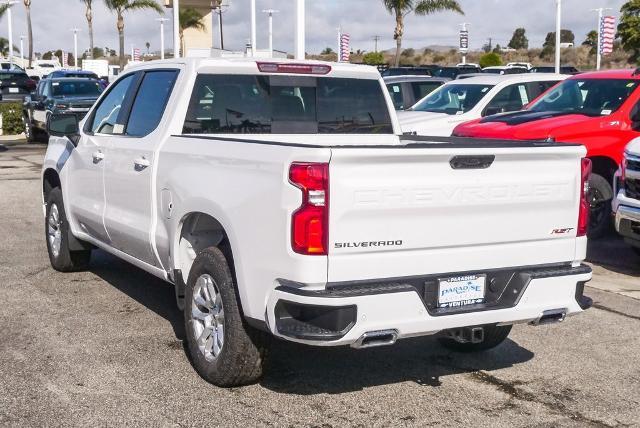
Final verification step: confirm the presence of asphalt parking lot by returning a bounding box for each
[1,144,640,427]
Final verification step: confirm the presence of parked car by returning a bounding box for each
[452,69,640,238]
[23,77,103,142]
[0,70,37,101]
[41,58,593,387]
[613,139,640,256]
[384,75,449,110]
[381,67,434,77]
[45,69,108,89]
[507,62,533,70]
[26,59,62,80]
[0,61,25,71]
[482,66,528,75]
[398,73,565,136]
[432,65,482,79]
[530,65,580,74]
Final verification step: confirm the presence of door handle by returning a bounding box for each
[92,150,104,163]
[134,156,151,170]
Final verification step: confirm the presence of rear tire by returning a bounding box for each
[184,246,269,387]
[438,324,512,352]
[587,174,613,240]
[45,188,91,272]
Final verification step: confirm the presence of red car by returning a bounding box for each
[453,69,640,237]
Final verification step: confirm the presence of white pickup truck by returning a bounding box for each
[42,58,593,387]
[613,139,640,255]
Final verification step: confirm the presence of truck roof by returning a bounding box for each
[443,73,565,86]
[125,57,382,80]
[569,69,640,80]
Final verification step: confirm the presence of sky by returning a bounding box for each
[0,0,629,56]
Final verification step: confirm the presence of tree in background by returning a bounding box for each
[179,7,205,56]
[508,28,528,50]
[23,0,33,67]
[145,41,150,54]
[618,0,640,64]
[479,52,502,68]
[362,51,385,65]
[0,38,19,57]
[104,0,164,69]
[321,47,334,55]
[80,1,95,59]
[582,30,598,56]
[382,0,463,67]
[541,29,575,58]
[0,4,9,18]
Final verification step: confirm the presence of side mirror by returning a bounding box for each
[47,113,80,145]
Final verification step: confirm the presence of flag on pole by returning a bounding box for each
[600,16,616,56]
[339,33,350,62]
[61,51,68,68]
[133,48,141,61]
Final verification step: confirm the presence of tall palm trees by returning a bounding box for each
[104,0,163,68]
[81,0,94,58]
[382,0,464,67]
[23,0,33,67]
[179,7,205,56]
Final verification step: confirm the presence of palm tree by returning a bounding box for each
[145,41,150,54]
[23,0,33,67]
[179,7,205,56]
[382,0,463,67]
[0,4,9,18]
[104,0,163,69]
[80,0,94,58]
[0,37,19,57]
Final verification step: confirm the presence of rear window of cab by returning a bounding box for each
[182,74,393,134]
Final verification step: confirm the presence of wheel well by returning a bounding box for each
[589,156,618,184]
[42,169,60,201]
[177,212,233,282]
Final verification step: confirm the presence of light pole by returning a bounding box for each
[590,7,612,71]
[173,0,180,58]
[70,28,80,69]
[295,0,305,60]
[460,22,470,65]
[250,0,256,56]
[5,1,17,68]
[19,35,24,66]
[213,2,229,51]
[555,0,562,74]
[156,17,169,60]
[262,9,279,57]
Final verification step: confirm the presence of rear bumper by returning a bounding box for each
[615,205,640,248]
[266,264,592,346]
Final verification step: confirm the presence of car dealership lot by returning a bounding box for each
[1,145,639,427]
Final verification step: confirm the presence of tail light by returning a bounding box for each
[577,158,592,237]
[26,79,36,91]
[289,163,329,255]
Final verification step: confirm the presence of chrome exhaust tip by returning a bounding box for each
[351,329,398,349]
[531,309,567,326]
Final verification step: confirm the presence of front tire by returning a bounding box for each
[45,188,91,272]
[438,324,512,352]
[184,246,269,387]
[23,112,35,143]
[587,174,613,240]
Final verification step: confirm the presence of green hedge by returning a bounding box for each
[0,102,24,136]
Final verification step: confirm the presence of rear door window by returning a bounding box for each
[411,81,444,101]
[525,81,559,101]
[484,83,529,115]
[183,74,393,134]
[125,70,178,137]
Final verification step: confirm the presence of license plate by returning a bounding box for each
[438,274,486,308]
[8,88,19,93]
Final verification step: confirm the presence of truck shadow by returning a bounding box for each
[88,250,534,394]
[260,337,534,394]
[587,233,640,277]
[89,250,186,340]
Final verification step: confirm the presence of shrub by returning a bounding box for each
[0,102,24,136]
[479,52,502,68]
[362,51,385,65]
[401,48,415,57]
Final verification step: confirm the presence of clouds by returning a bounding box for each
[0,0,629,56]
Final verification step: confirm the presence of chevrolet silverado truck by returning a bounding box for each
[613,139,640,256]
[453,69,640,238]
[42,58,593,387]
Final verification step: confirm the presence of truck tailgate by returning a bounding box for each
[327,144,585,283]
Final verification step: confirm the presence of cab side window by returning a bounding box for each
[89,74,136,135]
[386,83,404,110]
[484,83,528,116]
